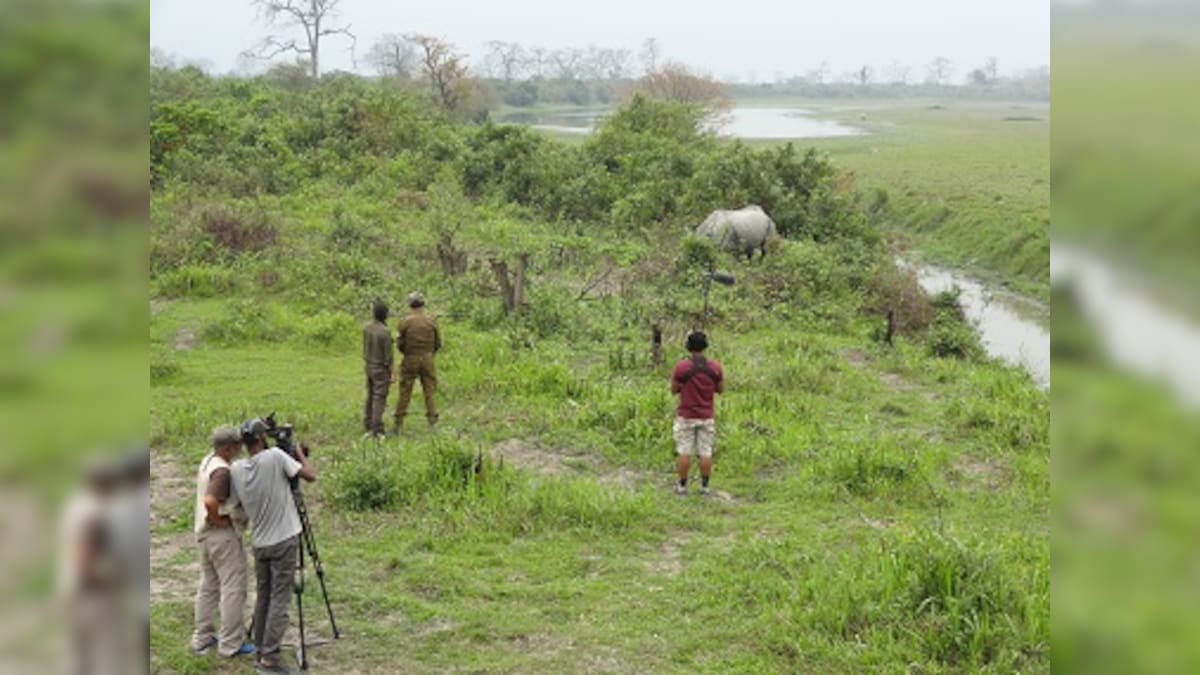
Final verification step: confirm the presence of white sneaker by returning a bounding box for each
[674,484,688,496]
[699,485,711,496]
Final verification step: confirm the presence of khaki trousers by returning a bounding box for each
[395,353,438,422]
[191,527,249,656]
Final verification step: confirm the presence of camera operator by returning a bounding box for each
[229,418,317,673]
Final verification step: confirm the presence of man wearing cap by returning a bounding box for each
[362,299,395,437]
[230,418,316,673]
[670,331,724,496]
[394,291,441,432]
[190,426,255,658]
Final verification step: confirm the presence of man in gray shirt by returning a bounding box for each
[230,418,317,673]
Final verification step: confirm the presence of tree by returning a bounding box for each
[484,41,527,81]
[807,60,831,85]
[365,33,417,79]
[407,34,471,112]
[968,56,1000,87]
[925,56,953,86]
[885,60,911,85]
[856,64,872,86]
[639,37,660,75]
[528,46,550,78]
[243,0,357,79]
[599,48,633,80]
[638,61,728,108]
[550,48,583,80]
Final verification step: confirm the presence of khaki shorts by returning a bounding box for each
[673,417,716,457]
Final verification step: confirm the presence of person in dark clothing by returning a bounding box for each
[670,331,724,495]
[362,299,395,436]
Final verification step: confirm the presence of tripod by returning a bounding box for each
[291,480,339,670]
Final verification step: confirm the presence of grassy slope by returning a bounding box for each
[150,263,1047,672]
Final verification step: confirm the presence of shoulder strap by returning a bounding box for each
[678,355,720,385]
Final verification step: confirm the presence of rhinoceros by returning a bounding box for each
[695,205,778,260]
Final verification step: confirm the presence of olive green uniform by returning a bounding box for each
[362,320,393,434]
[394,309,440,427]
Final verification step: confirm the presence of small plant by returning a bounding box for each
[331,457,400,511]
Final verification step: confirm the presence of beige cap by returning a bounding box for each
[407,291,425,306]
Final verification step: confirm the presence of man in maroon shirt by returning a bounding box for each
[670,331,724,495]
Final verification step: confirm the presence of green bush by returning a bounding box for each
[150,349,182,384]
[296,310,359,350]
[928,313,983,360]
[331,456,400,511]
[202,299,293,344]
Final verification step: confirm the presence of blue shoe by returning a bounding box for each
[191,636,218,654]
[227,641,256,657]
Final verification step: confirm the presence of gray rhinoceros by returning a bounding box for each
[695,205,779,260]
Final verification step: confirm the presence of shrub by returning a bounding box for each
[296,310,358,350]
[866,263,934,339]
[150,349,182,384]
[202,205,277,255]
[201,299,293,344]
[928,313,983,360]
[331,457,400,511]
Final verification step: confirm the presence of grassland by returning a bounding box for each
[149,257,1047,673]
[149,78,1048,672]
[799,101,1049,301]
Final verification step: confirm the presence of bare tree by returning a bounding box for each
[639,37,660,75]
[484,40,527,81]
[807,60,830,85]
[598,48,633,80]
[550,47,583,80]
[885,60,911,85]
[528,46,550,78]
[243,0,357,79]
[984,56,999,83]
[925,56,953,86]
[407,34,471,111]
[366,33,417,79]
[856,64,872,86]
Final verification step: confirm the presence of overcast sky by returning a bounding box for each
[150,0,1049,81]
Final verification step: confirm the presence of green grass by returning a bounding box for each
[763,100,1049,301]
[150,290,1047,672]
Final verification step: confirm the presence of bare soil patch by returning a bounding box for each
[950,455,1010,491]
[172,327,197,351]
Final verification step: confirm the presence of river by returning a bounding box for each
[1051,242,1200,408]
[501,106,863,140]
[904,260,1050,388]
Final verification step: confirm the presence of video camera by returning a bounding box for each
[242,412,310,462]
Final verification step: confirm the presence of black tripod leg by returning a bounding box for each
[296,583,306,670]
[293,539,308,671]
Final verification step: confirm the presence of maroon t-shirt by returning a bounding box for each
[672,355,723,419]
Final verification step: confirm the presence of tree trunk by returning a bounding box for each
[514,253,529,312]
[437,233,467,277]
[310,0,320,78]
[490,258,515,314]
